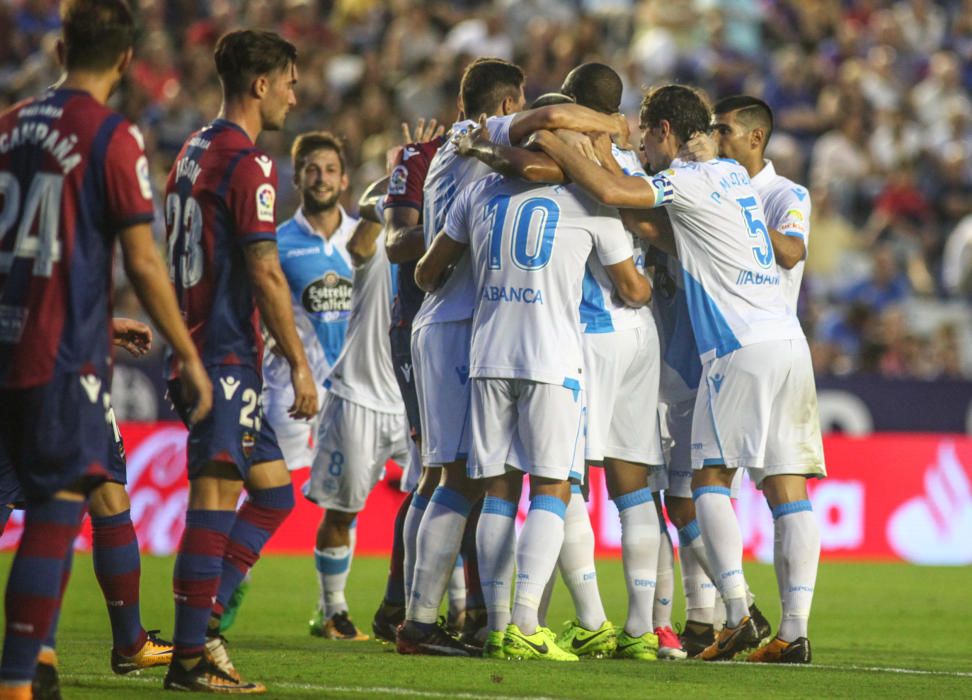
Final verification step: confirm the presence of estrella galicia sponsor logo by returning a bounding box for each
[302,272,352,314]
[480,285,544,304]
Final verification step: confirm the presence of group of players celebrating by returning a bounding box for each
[0,0,827,696]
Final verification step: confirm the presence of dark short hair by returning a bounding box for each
[60,0,136,72]
[639,85,711,145]
[460,58,525,119]
[530,92,573,109]
[214,30,297,99]
[290,130,346,174]
[713,94,774,142]
[561,62,622,115]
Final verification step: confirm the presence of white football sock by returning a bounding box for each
[558,489,606,630]
[510,496,566,635]
[402,493,428,606]
[615,489,659,637]
[477,496,518,632]
[654,524,675,630]
[773,501,820,642]
[677,520,717,624]
[537,571,555,627]
[448,555,466,621]
[315,545,351,617]
[407,487,470,624]
[694,487,748,627]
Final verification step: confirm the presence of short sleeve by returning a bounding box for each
[612,146,647,178]
[228,151,278,243]
[591,214,634,267]
[384,143,430,211]
[443,183,473,245]
[104,122,155,228]
[777,188,811,243]
[485,115,515,147]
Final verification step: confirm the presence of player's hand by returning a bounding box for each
[402,117,445,145]
[612,113,632,149]
[554,129,598,163]
[523,129,554,152]
[678,131,717,162]
[179,357,213,425]
[591,132,615,165]
[454,114,489,157]
[289,363,318,420]
[112,317,153,357]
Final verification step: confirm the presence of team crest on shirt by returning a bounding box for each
[256,183,275,222]
[302,271,352,315]
[389,165,408,195]
[242,430,255,458]
[135,155,152,200]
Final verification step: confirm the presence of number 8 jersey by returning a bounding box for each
[644,158,803,362]
[0,87,154,388]
[164,119,278,377]
[445,174,634,389]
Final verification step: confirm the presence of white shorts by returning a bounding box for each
[691,338,827,486]
[412,320,472,467]
[262,382,321,471]
[583,326,664,465]
[401,437,422,493]
[469,378,585,482]
[304,393,411,512]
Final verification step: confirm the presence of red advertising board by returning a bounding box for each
[1,425,970,565]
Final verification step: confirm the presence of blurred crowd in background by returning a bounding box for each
[3,0,972,383]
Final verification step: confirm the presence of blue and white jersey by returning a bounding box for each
[643,158,803,362]
[649,247,702,404]
[750,159,811,311]
[412,115,514,331]
[445,174,633,388]
[580,146,652,333]
[263,206,356,391]
[326,233,404,413]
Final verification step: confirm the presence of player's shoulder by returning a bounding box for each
[401,137,445,165]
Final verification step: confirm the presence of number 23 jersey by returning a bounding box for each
[164,119,277,377]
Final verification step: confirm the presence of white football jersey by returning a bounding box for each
[750,159,811,311]
[644,158,803,361]
[412,116,515,331]
[446,174,633,388]
[326,233,405,414]
[649,247,702,404]
[580,146,653,334]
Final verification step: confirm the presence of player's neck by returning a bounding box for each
[302,205,342,239]
[218,101,262,144]
[741,155,766,179]
[58,71,116,104]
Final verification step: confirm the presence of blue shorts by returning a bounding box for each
[168,365,283,480]
[390,323,421,441]
[0,371,114,502]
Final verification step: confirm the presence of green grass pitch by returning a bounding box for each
[12,554,971,698]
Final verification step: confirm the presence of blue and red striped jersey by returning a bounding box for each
[164,119,278,376]
[0,87,154,389]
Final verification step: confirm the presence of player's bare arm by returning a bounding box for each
[507,103,625,145]
[455,116,565,183]
[346,219,383,267]
[604,258,653,307]
[620,208,678,256]
[770,227,806,269]
[245,239,318,420]
[384,206,425,264]
[357,175,388,224]
[112,317,152,358]
[531,129,657,209]
[119,224,213,423]
[414,233,467,293]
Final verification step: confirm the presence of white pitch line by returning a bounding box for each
[706,660,972,679]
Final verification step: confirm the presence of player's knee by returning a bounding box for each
[761,474,809,510]
[665,495,695,528]
[88,480,131,518]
